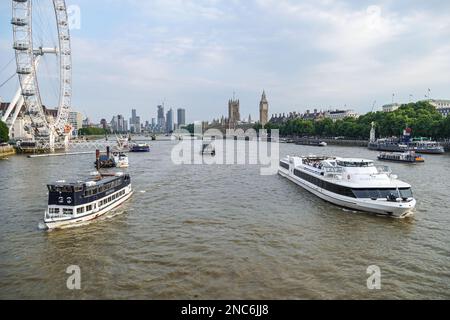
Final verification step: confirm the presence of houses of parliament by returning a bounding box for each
[209,91,269,131]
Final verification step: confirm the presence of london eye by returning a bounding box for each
[2,0,72,151]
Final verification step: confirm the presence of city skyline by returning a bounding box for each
[0,1,450,123]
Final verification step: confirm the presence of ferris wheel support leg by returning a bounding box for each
[1,87,22,124]
[49,131,55,153]
[10,96,24,130]
[64,134,69,150]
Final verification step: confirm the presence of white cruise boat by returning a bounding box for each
[279,156,416,218]
[43,172,133,230]
[113,152,129,168]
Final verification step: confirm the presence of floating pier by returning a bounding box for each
[27,151,95,158]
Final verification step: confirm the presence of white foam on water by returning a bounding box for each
[37,221,48,231]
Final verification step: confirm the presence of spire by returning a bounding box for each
[261,90,267,103]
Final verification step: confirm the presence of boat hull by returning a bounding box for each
[368,144,408,152]
[44,188,133,230]
[116,163,129,168]
[377,158,415,163]
[411,148,444,155]
[295,140,327,147]
[369,143,444,154]
[278,168,415,218]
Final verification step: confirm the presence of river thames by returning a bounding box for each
[0,141,449,299]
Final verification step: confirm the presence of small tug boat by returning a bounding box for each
[43,172,133,230]
[377,151,425,163]
[130,143,150,152]
[94,147,115,168]
[279,155,416,218]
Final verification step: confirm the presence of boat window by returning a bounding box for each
[337,161,374,167]
[352,189,370,198]
[86,205,92,212]
[280,161,289,170]
[77,207,85,214]
[352,189,399,199]
[378,189,397,198]
[63,208,73,215]
[49,208,60,214]
[399,188,413,198]
[367,189,380,199]
[49,186,73,193]
[294,169,356,198]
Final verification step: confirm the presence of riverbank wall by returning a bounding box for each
[286,137,368,147]
[286,137,450,152]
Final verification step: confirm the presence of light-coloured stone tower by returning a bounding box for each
[259,90,269,127]
[228,98,240,127]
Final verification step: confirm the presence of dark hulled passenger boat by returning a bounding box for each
[130,143,150,152]
[44,172,133,230]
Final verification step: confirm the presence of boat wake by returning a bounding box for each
[341,208,358,214]
[37,221,48,231]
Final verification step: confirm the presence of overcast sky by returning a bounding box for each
[1,0,450,123]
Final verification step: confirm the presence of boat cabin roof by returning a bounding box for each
[48,173,126,188]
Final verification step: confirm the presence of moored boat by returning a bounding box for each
[43,172,133,230]
[368,139,409,152]
[94,147,115,168]
[368,125,444,154]
[278,155,416,218]
[295,139,328,147]
[409,139,445,154]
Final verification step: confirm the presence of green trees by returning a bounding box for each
[181,124,195,134]
[0,121,9,143]
[78,127,107,136]
[265,102,449,139]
